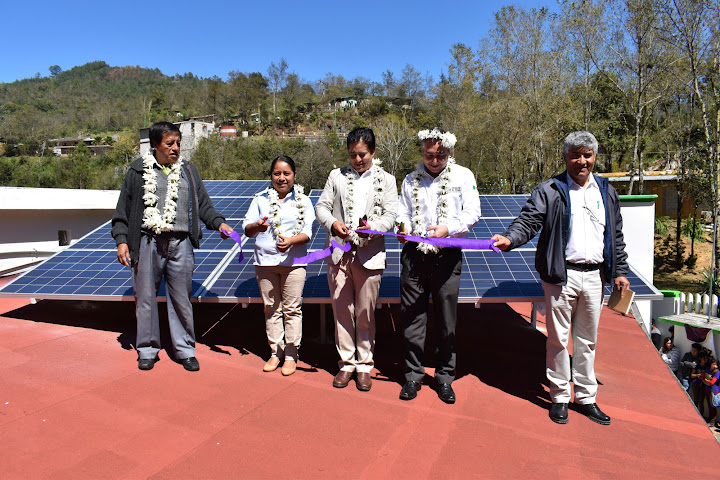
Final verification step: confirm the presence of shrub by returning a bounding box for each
[655,216,670,235]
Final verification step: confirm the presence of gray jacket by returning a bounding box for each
[111,157,226,262]
[502,171,628,285]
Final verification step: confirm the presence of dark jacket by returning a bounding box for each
[502,171,628,285]
[111,157,225,262]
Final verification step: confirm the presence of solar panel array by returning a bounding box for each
[0,181,661,303]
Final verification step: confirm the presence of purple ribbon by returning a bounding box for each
[223,230,245,263]
[292,240,352,265]
[360,229,501,253]
[291,230,499,265]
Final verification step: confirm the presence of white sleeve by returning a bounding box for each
[448,170,482,236]
[242,196,262,233]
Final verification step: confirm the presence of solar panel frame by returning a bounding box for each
[0,181,663,304]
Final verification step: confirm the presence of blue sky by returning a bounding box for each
[3,0,555,85]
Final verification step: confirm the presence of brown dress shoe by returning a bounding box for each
[263,356,281,372]
[356,372,372,391]
[333,370,353,388]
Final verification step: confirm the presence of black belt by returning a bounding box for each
[566,262,601,272]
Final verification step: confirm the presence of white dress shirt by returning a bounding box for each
[566,175,605,264]
[347,167,374,227]
[242,187,316,266]
[397,162,482,237]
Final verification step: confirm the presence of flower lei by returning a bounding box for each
[344,160,386,246]
[417,128,457,149]
[411,157,456,254]
[267,184,307,239]
[141,151,183,234]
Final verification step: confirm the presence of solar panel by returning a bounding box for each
[480,195,530,218]
[0,180,661,304]
[70,220,244,252]
[204,180,269,197]
[0,250,229,300]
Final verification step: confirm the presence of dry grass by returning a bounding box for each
[654,231,714,292]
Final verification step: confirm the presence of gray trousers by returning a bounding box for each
[400,244,462,384]
[132,233,195,360]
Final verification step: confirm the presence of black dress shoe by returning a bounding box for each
[399,381,422,400]
[549,402,569,424]
[437,383,456,404]
[138,356,158,371]
[579,403,611,425]
[182,356,200,372]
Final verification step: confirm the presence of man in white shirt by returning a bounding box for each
[395,128,482,404]
[492,131,630,425]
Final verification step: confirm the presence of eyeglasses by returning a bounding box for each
[582,205,602,224]
[422,151,449,160]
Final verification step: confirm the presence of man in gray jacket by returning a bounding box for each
[492,131,629,425]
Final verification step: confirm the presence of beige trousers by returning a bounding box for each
[255,265,306,360]
[542,268,604,404]
[327,251,382,373]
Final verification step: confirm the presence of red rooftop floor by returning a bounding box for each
[0,274,717,479]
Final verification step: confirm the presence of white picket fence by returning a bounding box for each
[677,292,719,317]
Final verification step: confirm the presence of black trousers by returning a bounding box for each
[400,244,462,384]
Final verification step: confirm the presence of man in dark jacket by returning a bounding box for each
[112,121,232,372]
[492,131,629,425]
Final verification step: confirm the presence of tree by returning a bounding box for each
[375,116,413,179]
[49,65,62,77]
[661,0,720,268]
[267,58,288,117]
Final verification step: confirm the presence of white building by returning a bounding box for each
[139,120,215,160]
[0,187,118,275]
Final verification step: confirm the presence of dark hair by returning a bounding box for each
[149,121,181,148]
[663,337,672,345]
[269,155,296,175]
[346,127,376,152]
[691,343,703,350]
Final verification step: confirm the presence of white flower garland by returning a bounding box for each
[267,184,307,239]
[141,151,183,234]
[417,128,457,149]
[344,160,386,246]
[411,157,455,254]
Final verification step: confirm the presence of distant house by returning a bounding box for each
[333,96,357,109]
[599,170,708,218]
[139,120,215,159]
[48,137,114,156]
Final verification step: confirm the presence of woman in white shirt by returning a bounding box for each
[243,156,315,376]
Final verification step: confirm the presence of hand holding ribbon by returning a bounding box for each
[221,228,245,263]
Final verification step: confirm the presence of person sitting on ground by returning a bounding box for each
[677,342,701,391]
[701,357,720,426]
[690,352,709,412]
[659,337,680,374]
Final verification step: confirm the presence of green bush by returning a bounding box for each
[700,268,720,295]
[682,215,706,242]
[655,216,670,235]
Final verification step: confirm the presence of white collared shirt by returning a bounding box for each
[242,187,316,266]
[397,162,482,237]
[566,175,605,264]
[349,166,374,223]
